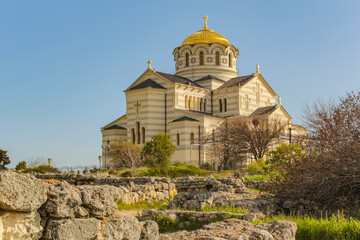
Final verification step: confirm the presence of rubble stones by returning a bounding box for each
[160,218,296,240]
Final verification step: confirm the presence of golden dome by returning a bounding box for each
[181,15,230,46]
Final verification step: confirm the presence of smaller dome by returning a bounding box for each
[181,15,230,46]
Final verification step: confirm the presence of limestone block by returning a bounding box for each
[101,216,141,240]
[43,218,100,240]
[77,185,123,219]
[0,171,48,212]
[0,210,43,240]
[40,181,82,218]
[140,220,159,240]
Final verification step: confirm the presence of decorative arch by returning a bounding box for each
[210,46,225,55]
[194,46,209,54]
[180,48,192,57]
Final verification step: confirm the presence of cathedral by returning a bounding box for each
[101,15,306,169]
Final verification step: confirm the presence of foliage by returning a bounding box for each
[23,165,59,173]
[201,204,247,214]
[0,149,10,169]
[266,143,306,180]
[243,174,270,181]
[117,199,169,210]
[108,140,142,176]
[168,163,209,178]
[253,212,360,240]
[15,161,27,171]
[141,132,176,176]
[272,91,360,211]
[245,158,267,174]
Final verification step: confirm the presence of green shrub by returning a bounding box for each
[245,158,267,174]
[168,163,209,177]
[15,161,27,171]
[23,165,59,173]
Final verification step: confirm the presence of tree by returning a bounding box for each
[108,140,142,176]
[141,132,176,176]
[15,161,27,171]
[266,143,306,180]
[0,149,10,169]
[209,117,284,170]
[273,91,360,211]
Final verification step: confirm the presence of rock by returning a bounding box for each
[0,210,43,240]
[256,220,297,240]
[0,171,48,212]
[160,218,296,240]
[102,216,141,240]
[74,206,89,218]
[43,218,100,240]
[77,185,123,218]
[244,213,257,221]
[40,181,82,218]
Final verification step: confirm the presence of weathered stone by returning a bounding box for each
[43,218,100,240]
[40,181,82,218]
[0,171,48,212]
[140,220,159,240]
[160,218,296,240]
[256,220,297,240]
[74,206,89,218]
[102,216,141,240]
[77,185,123,218]
[0,210,43,240]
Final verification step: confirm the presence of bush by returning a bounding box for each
[23,165,59,173]
[15,161,27,171]
[168,163,209,178]
[272,91,360,211]
[142,132,176,176]
[244,158,267,174]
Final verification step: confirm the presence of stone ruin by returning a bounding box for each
[0,171,298,239]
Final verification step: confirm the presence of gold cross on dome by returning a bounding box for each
[203,15,208,30]
[134,101,141,115]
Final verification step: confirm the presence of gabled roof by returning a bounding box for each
[156,71,203,88]
[171,116,200,123]
[194,75,225,82]
[101,114,126,130]
[129,78,166,91]
[218,75,254,89]
[250,106,278,117]
[104,125,126,130]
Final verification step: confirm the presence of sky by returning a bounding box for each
[1,0,359,169]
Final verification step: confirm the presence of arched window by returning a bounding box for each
[186,53,189,67]
[142,127,145,143]
[136,122,140,144]
[185,95,188,109]
[200,99,203,112]
[215,52,220,65]
[197,97,200,111]
[219,99,223,112]
[224,98,227,112]
[131,128,135,144]
[229,54,232,67]
[189,96,192,110]
[199,52,204,65]
[190,132,195,143]
[177,133,180,145]
[204,99,207,112]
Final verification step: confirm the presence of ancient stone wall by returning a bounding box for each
[0,170,159,240]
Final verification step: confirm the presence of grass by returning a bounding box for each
[117,199,169,210]
[201,204,248,214]
[253,212,360,240]
[243,174,269,181]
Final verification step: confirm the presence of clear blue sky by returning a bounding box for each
[1,0,359,169]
